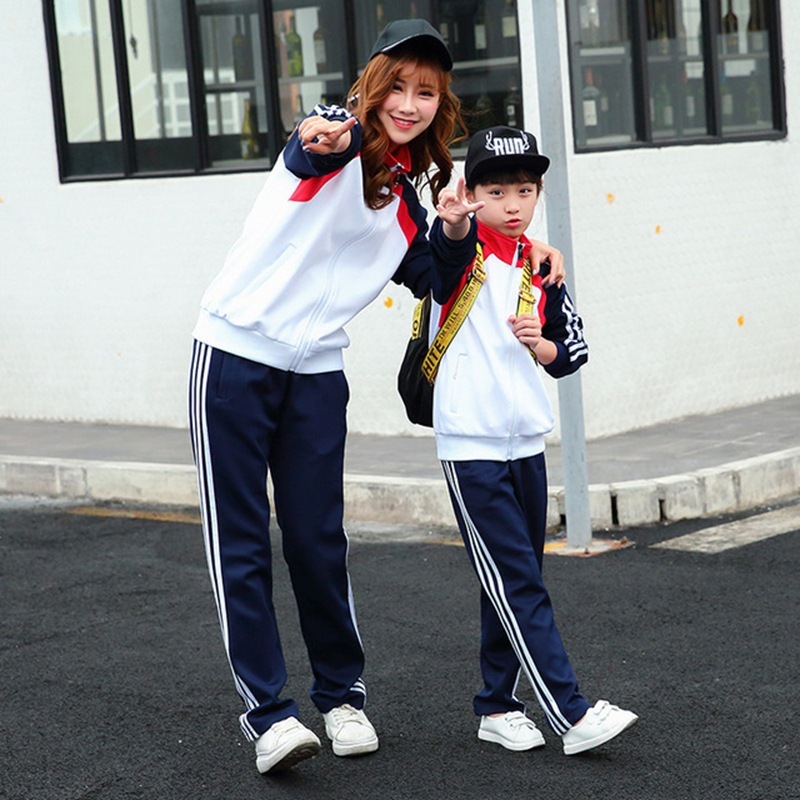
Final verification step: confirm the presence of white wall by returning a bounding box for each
[1,2,798,438]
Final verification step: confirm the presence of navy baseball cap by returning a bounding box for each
[465,126,550,186]
[369,19,453,71]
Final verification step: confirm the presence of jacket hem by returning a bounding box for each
[435,434,546,462]
[192,311,344,374]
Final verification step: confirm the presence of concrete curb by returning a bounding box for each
[2,446,799,531]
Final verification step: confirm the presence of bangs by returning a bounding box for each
[392,57,449,93]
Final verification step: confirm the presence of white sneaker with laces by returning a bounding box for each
[561,700,638,755]
[254,717,321,773]
[478,711,546,751]
[322,704,379,756]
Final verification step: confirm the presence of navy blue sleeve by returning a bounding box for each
[391,215,434,299]
[540,277,589,378]
[428,216,479,303]
[389,181,476,301]
[282,104,361,179]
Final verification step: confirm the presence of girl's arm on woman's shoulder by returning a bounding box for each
[283,104,361,179]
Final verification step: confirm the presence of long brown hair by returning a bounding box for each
[346,53,465,210]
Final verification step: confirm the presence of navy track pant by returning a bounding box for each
[442,456,590,733]
[188,341,366,740]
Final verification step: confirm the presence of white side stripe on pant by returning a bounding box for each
[442,461,572,735]
[189,341,260,731]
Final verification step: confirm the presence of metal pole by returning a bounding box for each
[530,0,592,549]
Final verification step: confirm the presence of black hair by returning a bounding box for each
[467,166,543,192]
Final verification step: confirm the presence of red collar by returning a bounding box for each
[477,220,531,267]
[384,144,412,177]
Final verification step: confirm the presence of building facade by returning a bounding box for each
[1,1,798,439]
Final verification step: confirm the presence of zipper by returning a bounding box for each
[288,213,380,372]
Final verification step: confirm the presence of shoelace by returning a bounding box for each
[329,704,365,727]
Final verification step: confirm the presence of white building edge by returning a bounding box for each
[1,2,798,441]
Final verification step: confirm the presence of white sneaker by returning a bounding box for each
[561,700,638,755]
[255,717,321,773]
[322,704,379,757]
[478,711,546,751]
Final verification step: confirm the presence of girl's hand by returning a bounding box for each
[528,239,566,287]
[297,115,357,155]
[508,312,543,350]
[436,177,485,235]
[509,313,557,364]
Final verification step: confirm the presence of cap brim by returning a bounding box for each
[467,154,551,185]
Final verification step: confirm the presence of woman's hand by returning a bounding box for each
[297,115,357,155]
[436,178,485,240]
[528,239,565,287]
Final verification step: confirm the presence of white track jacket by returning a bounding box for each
[193,105,472,374]
[429,219,588,462]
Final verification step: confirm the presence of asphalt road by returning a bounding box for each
[2,499,799,800]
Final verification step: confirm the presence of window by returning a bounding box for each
[43,0,525,181]
[567,0,786,150]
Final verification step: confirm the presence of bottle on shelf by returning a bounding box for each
[585,1,601,46]
[501,0,519,57]
[582,67,601,137]
[744,74,762,123]
[722,0,739,55]
[474,86,496,130]
[503,84,522,128]
[240,98,259,159]
[720,75,734,121]
[232,17,253,82]
[596,71,610,128]
[313,17,328,74]
[597,0,624,45]
[274,24,285,78]
[747,0,767,53]
[680,69,697,128]
[285,14,304,77]
[474,4,488,58]
[293,94,307,127]
[675,0,688,55]
[653,0,671,55]
[438,10,463,62]
[653,76,674,130]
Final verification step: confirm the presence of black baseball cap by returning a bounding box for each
[465,126,550,186]
[369,19,453,71]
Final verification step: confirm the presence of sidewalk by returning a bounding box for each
[0,394,798,530]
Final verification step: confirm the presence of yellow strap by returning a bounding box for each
[421,243,486,384]
[516,257,539,364]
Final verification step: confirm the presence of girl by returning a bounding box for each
[188,19,563,775]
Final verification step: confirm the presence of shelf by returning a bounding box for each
[197,1,260,16]
[452,55,519,71]
[580,45,627,57]
[205,80,258,93]
[585,133,634,146]
[278,71,344,84]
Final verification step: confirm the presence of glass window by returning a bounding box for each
[44,0,525,180]
[566,0,785,151]
[717,0,775,134]
[52,0,124,175]
[125,0,194,171]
